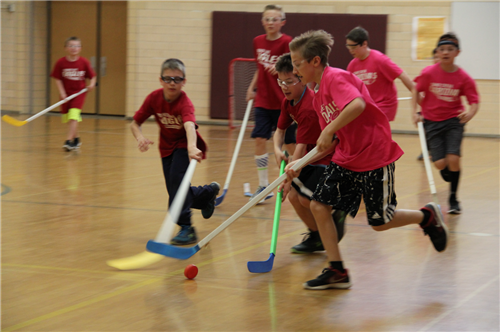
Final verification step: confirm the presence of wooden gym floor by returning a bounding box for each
[2,115,499,332]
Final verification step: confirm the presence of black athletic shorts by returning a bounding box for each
[311,162,397,226]
[424,117,464,161]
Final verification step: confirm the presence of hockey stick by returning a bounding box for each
[397,97,411,100]
[215,99,254,206]
[247,152,287,273]
[2,88,88,127]
[146,147,319,260]
[417,121,439,206]
[107,159,197,270]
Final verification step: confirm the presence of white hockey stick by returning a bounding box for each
[417,121,439,205]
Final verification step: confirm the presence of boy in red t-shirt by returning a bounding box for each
[131,59,220,245]
[273,53,347,253]
[245,4,296,203]
[288,30,448,290]
[51,36,96,151]
[345,27,414,122]
[412,33,479,214]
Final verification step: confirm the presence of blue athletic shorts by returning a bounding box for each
[251,107,296,143]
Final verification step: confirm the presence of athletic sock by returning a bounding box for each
[255,153,269,187]
[419,208,431,227]
[449,170,460,200]
[440,166,451,182]
[329,261,345,273]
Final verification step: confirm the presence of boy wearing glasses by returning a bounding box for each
[51,36,96,151]
[345,26,414,121]
[131,58,220,245]
[273,53,347,253]
[245,4,295,203]
[412,33,479,214]
[287,30,448,289]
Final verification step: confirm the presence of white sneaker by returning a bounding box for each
[249,185,274,204]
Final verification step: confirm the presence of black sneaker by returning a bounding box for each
[420,203,448,252]
[73,137,82,149]
[63,140,73,151]
[291,230,324,253]
[303,267,351,290]
[332,210,347,242]
[170,225,197,245]
[448,199,461,214]
[201,182,220,219]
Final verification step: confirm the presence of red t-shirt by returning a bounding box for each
[314,67,403,172]
[415,63,480,121]
[277,87,332,166]
[50,56,96,113]
[347,50,403,121]
[253,34,293,110]
[133,89,207,159]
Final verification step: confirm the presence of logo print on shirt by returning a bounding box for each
[62,68,85,81]
[158,113,183,129]
[353,69,378,85]
[320,100,340,124]
[256,49,280,72]
[429,83,459,102]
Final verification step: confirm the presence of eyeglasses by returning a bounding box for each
[345,43,361,50]
[292,59,306,69]
[161,76,185,84]
[277,78,301,88]
[67,45,81,48]
[262,17,283,23]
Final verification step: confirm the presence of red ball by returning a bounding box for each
[184,264,198,279]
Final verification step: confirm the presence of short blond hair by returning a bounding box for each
[263,4,285,20]
[289,30,333,66]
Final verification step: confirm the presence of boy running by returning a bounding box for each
[273,53,346,253]
[287,30,448,290]
[131,58,220,245]
[345,27,414,121]
[412,33,480,214]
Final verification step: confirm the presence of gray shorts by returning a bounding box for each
[311,162,397,226]
[424,117,464,161]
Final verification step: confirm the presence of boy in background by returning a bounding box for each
[131,58,220,245]
[273,53,346,253]
[412,33,479,214]
[245,4,296,203]
[345,26,414,122]
[288,30,448,290]
[51,36,96,151]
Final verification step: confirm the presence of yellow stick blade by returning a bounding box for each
[106,251,164,270]
[2,115,27,127]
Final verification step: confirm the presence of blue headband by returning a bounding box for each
[437,40,459,49]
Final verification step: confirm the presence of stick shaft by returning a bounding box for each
[417,122,437,196]
[26,88,88,122]
[154,159,197,242]
[269,159,286,254]
[198,147,318,248]
[222,99,253,190]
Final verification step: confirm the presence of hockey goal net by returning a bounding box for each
[228,58,257,129]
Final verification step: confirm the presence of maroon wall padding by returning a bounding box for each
[210,12,388,119]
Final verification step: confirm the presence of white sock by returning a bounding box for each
[255,153,269,187]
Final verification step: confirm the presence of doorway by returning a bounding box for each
[49,1,126,116]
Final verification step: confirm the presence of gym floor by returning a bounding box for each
[2,115,499,331]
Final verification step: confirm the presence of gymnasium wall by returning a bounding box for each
[2,1,499,136]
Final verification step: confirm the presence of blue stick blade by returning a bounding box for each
[244,192,252,197]
[215,189,227,206]
[247,253,275,273]
[146,240,200,260]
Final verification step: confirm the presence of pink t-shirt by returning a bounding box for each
[253,34,293,110]
[415,63,479,121]
[50,56,96,113]
[347,49,403,121]
[313,67,403,172]
[133,89,207,159]
[277,87,333,166]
